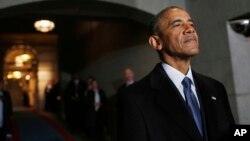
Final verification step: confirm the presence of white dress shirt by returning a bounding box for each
[74,80,79,97]
[94,90,101,111]
[161,62,200,107]
[126,80,134,86]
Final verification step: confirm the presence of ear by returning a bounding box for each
[149,35,162,51]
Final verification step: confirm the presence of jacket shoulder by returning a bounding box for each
[193,71,224,87]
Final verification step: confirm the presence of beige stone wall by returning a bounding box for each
[37,44,58,109]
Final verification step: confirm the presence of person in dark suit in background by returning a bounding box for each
[63,73,86,132]
[107,68,136,141]
[85,79,107,141]
[45,78,61,116]
[0,81,13,141]
[118,6,235,141]
[117,68,135,95]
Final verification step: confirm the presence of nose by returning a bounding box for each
[184,24,195,34]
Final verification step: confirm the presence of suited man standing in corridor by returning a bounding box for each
[0,81,13,141]
[118,6,235,141]
[117,68,135,96]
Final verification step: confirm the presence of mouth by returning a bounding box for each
[183,37,197,43]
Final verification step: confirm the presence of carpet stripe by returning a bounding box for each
[13,109,74,141]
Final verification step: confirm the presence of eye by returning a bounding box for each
[188,20,195,27]
[190,22,195,27]
[173,22,181,27]
[172,21,181,27]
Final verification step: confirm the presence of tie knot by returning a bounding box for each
[182,77,192,89]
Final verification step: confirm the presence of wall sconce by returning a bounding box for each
[15,54,31,67]
[7,71,22,79]
[15,56,24,67]
[34,19,55,33]
[20,54,31,62]
[25,74,31,80]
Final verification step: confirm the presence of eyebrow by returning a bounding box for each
[188,19,194,23]
[170,18,194,25]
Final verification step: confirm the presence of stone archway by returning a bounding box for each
[4,45,38,108]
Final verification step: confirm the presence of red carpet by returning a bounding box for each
[11,108,74,141]
[12,118,20,141]
[32,110,74,141]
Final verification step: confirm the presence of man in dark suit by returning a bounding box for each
[85,79,107,141]
[107,68,135,141]
[117,68,135,95]
[0,81,13,141]
[63,73,87,132]
[118,6,235,141]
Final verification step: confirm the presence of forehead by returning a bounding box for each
[124,69,132,73]
[161,8,191,23]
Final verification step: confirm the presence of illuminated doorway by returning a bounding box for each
[4,45,38,108]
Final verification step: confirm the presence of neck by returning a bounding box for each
[162,56,190,75]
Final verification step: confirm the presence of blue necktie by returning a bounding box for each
[182,77,203,137]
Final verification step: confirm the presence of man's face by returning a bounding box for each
[158,8,199,59]
[92,80,98,89]
[124,68,134,82]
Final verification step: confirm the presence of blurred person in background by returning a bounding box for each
[63,73,86,132]
[44,78,61,116]
[117,68,135,95]
[85,79,107,141]
[0,81,13,141]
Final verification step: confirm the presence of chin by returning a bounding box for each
[188,48,199,55]
[191,51,199,56]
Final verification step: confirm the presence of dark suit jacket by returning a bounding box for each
[117,84,127,95]
[117,81,136,96]
[85,89,107,128]
[118,63,235,141]
[63,80,86,113]
[0,89,13,138]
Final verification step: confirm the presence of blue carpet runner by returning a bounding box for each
[13,108,74,141]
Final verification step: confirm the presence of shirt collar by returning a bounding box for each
[161,62,195,86]
[126,80,134,86]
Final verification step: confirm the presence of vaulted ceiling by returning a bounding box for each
[0,0,153,72]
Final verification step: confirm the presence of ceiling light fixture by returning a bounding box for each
[34,19,55,33]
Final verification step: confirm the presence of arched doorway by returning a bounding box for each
[4,45,38,108]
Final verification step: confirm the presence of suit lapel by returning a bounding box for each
[150,64,203,141]
[193,72,218,140]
